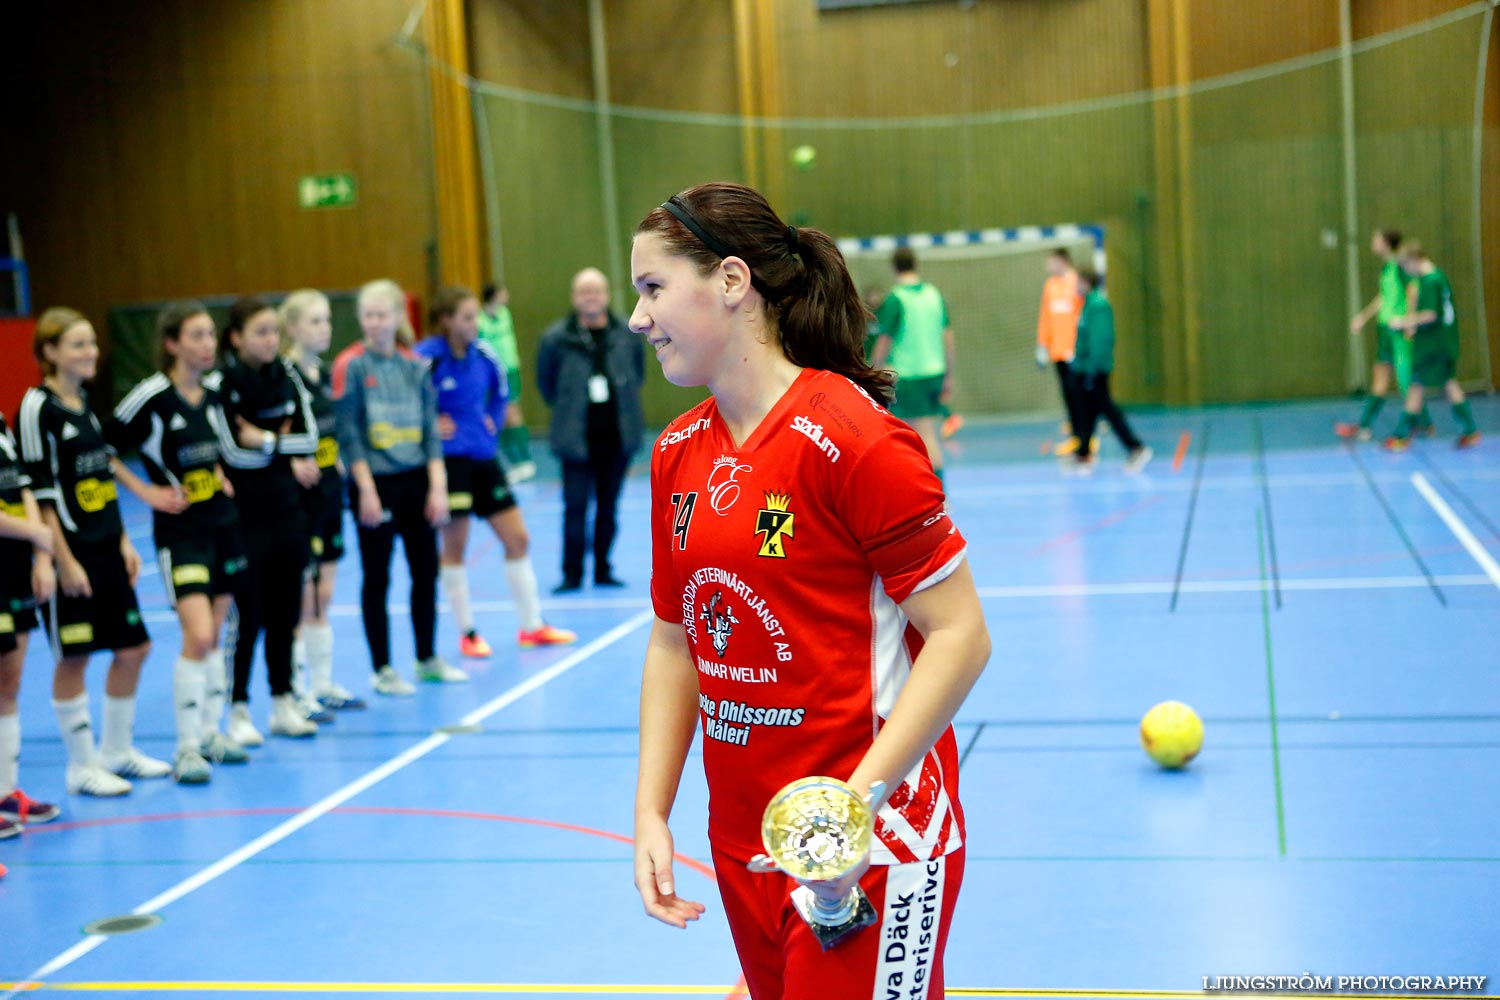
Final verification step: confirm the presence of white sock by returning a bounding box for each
[173,656,207,753]
[0,712,19,797]
[291,636,308,697]
[100,695,136,758]
[203,649,228,735]
[441,564,474,633]
[52,691,96,767]
[505,556,544,630]
[304,623,334,694]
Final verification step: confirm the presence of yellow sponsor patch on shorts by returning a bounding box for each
[0,613,13,634]
[172,563,212,587]
[448,492,474,511]
[75,478,118,513]
[182,469,221,504]
[60,622,94,645]
[316,436,339,469]
[310,536,325,557]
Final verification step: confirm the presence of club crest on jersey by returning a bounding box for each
[755,491,794,558]
[699,591,739,658]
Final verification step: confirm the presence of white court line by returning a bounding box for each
[1412,472,1500,590]
[5,608,655,995]
[975,574,1492,598]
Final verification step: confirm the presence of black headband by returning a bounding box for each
[662,196,738,262]
[660,196,800,301]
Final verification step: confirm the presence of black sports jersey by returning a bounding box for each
[17,385,123,545]
[297,361,344,506]
[107,372,238,535]
[0,415,35,571]
[207,355,318,520]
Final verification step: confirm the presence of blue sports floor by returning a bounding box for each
[2,398,1497,998]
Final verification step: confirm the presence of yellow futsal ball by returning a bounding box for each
[791,144,818,171]
[1140,701,1203,769]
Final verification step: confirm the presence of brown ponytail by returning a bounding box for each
[636,182,893,406]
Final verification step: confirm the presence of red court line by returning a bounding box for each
[1029,495,1165,557]
[25,805,718,882]
[1171,431,1192,473]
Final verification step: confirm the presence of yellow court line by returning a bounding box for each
[0,986,1486,999]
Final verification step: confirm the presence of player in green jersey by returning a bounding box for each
[1337,229,1431,440]
[1383,243,1479,451]
[478,283,536,482]
[872,248,955,482]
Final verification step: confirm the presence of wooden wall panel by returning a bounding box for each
[1185,0,1340,79]
[769,0,1150,118]
[1354,0,1476,37]
[0,0,436,345]
[467,0,593,95]
[606,0,738,113]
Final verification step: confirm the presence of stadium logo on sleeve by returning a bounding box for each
[791,415,840,462]
[755,492,795,558]
[660,415,712,451]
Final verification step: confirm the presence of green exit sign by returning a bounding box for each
[298,173,358,210]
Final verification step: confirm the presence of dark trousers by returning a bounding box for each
[228,510,309,702]
[1055,360,1086,437]
[1073,371,1142,457]
[354,469,438,668]
[560,445,629,585]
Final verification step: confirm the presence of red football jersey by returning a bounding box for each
[650,368,969,864]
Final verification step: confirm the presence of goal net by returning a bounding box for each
[840,226,1104,416]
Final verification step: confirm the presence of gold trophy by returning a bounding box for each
[747,776,886,950]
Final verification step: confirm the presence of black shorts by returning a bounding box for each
[307,504,346,564]
[45,537,150,658]
[157,522,249,606]
[0,556,41,655]
[445,456,517,519]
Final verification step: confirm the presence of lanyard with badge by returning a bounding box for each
[588,326,611,404]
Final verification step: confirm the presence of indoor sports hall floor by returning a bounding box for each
[3,398,1497,999]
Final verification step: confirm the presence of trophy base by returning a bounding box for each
[791,885,879,951]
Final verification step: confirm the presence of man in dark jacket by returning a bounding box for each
[536,268,645,593]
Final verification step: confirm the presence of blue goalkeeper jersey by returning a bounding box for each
[414,335,509,460]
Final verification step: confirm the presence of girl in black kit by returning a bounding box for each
[280,290,362,712]
[0,411,61,838]
[18,308,164,797]
[211,296,320,742]
[109,301,252,783]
